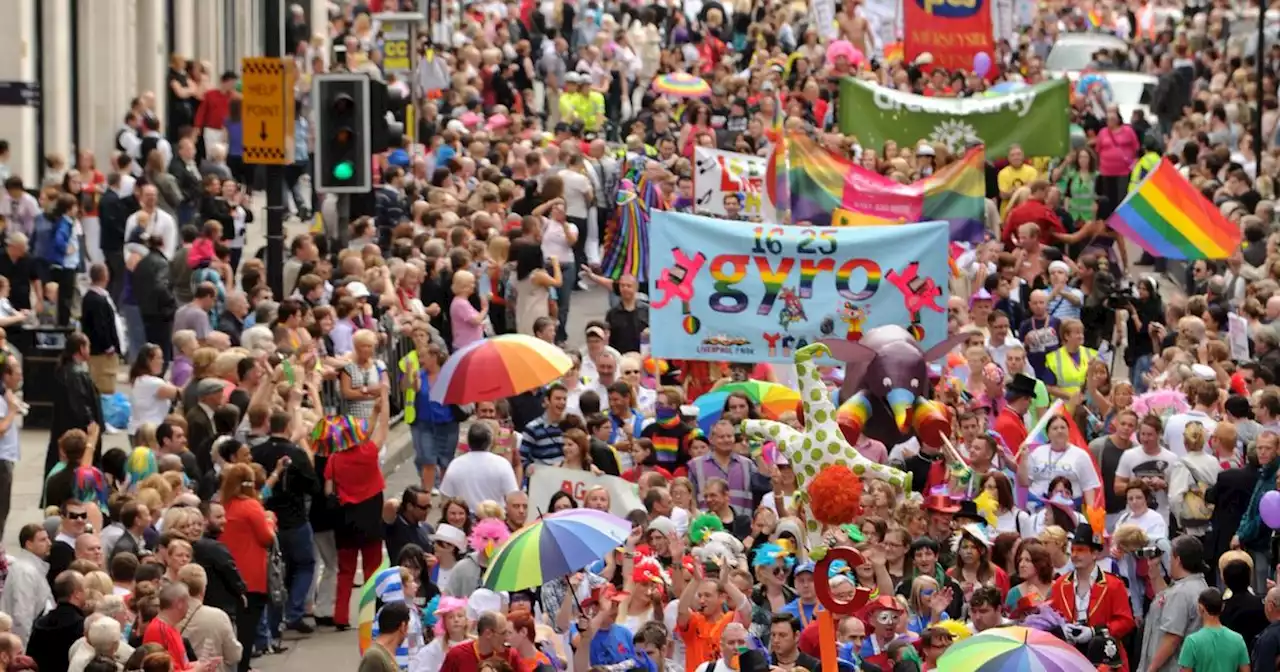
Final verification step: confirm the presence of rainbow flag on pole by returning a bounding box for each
[1107,158,1241,259]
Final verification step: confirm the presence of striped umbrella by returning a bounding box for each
[483,509,632,592]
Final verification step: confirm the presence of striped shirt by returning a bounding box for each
[520,413,565,467]
[367,568,423,670]
[688,453,756,514]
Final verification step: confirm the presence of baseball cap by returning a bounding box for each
[585,325,606,339]
[793,561,816,576]
[647,516,676,537]
[347,281,371,299]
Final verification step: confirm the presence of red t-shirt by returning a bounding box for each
[439,641,524,672]
[325,441,385,505]
[143,617,190,670]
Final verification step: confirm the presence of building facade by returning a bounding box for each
[0,0,330,185]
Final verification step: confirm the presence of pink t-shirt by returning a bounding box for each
[1096,125,1140,177]
[450,296,485,349]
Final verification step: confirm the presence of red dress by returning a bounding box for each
[1049,569,1136,672]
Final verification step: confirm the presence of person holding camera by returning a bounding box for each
[1137,535,1211,672]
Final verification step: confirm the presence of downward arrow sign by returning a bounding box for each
[259,121,268,141]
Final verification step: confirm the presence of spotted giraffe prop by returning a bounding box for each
[741,342,912,539]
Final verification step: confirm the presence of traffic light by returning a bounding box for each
[313,74,371,193]
[369,80,407,153]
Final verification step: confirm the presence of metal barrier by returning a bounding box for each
[319,316,412,425]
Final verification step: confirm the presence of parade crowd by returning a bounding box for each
[5,0,1280,672]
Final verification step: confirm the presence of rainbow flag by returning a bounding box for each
[883,42,905,64]
[920,147,987,243]
[767,133,846,225]
[1107,158,1241,259]
[1087,9,1103,28]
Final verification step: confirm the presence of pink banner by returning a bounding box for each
[840,167,925,222]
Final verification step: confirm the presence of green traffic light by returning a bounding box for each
[333,161,354,180]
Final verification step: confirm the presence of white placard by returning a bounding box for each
[692,146,773,220]
[527,466,644,517]
[1228,312,1251,362]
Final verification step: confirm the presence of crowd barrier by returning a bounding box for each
[319,315,412,425]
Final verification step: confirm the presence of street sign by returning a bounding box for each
[241,57,296,165]
[382,31,412,73]
[0,81,40,107]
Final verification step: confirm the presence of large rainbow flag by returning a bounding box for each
[767,132,986,243]
[1107,158,1241,260]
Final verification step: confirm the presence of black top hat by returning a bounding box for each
[954,499,983,522]
[1006,374,1038,400]
[1070,521,1103,550]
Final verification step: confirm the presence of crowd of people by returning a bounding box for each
[2,0,1280,672]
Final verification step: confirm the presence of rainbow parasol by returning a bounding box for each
[483,509,632,592]
[652,72,711,98]
[691,381,801,433]
[429,334,572,404]
[937,626,1096,672]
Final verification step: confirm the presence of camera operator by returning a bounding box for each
[1137,535,1210,672]
[1078,252,1121,350]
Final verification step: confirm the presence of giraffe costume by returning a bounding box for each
[742,342,912,539]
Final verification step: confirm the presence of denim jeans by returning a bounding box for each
[275,523,317,625]
[121,303,146,364]
[1130,354,1153,393]
[410,421,460,473]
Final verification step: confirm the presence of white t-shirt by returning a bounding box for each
[438,450,519,511]
[1026,444,1102,500]
[129,375,172,433]
[560,169,594,219]
[1115,446,1177,513]
[540,218,578,264]
[1162,411,1217,458]
[1113,507,1168,542]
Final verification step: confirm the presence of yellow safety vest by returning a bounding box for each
[1130,152,1161,192]
[399,350,422,425]
[1045,346,1097,394]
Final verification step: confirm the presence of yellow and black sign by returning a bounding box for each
[383,36,412,73]
[241,57,296,165]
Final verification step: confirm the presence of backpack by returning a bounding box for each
[1179,460,1215,527]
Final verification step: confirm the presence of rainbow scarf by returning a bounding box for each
[600,189,649,281]
[1107,158,1240,259]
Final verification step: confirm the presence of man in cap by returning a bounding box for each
[1049,521,1135,668]
[782,562,820,626]
[184,379,225,474]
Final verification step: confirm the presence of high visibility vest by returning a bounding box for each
[1046,346,1097,394]
[1130,152,1161,192]
[400,350,422,425]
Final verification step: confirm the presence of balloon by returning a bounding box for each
[1261,490,1280,529]
[973,52,992,78]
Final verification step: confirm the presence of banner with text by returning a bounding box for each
[838,77,1070,158]
[527,467,643,517]
[904,0,994,71]
[693,147,773,220]
[647,212,951,362]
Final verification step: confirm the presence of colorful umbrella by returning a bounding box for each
[652,72,711,98]
[429,334,572,404]
[483,509,632,592]
[937,626,1096,672]
[692,380,801,433]
[356,560,390,654]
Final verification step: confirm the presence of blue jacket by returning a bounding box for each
[44,215,79,269]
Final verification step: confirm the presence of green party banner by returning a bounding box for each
[838,78,1070,159]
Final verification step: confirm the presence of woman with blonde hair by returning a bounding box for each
[449,270,488,349]
[905,575,947,634]
[1038,525,1072,576]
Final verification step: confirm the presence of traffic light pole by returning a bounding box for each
[264,0,286,300]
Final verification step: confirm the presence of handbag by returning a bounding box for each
[1179,460,1215,527]
[266,537,287,607]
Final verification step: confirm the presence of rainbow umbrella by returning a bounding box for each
[691,381,801,433]
[429,334,572,404]
[937,626,1096,672]
[652,72,711,98]
[483,509,632,592]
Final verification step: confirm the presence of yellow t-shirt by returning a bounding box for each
[998,164,1040,215]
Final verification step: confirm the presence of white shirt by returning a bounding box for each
[438,450,519,511]
[0,394,20,463]
[540,218,578,263]
[124,208,178,259]
[1162,410,1217,458]
[1115,446,1177,512]
[129,375,172,433]
[1025,443,1102,499]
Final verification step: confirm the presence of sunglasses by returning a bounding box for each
[622,369,640,375]
[66,511,89,521]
